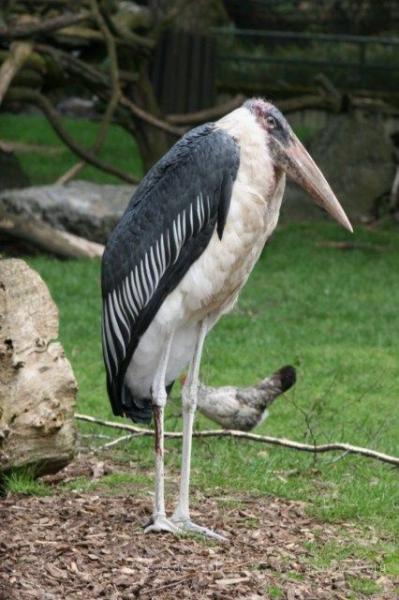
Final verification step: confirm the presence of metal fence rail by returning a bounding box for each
[213,28,399,95]
[215,29,399,45]
[223,0,399,36]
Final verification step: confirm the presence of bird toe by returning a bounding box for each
[144,515,182,535]
[171,518,228,542]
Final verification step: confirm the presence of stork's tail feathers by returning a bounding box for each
[108,381,176,425]
[121,385,153,424]
[106,379,152,424]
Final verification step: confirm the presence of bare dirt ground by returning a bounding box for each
[0,459,397,600]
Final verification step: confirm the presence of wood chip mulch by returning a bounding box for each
[0,464,397,599]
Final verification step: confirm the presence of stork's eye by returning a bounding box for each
[266,115,277,129]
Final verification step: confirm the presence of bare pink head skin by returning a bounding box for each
[245,98,353,232]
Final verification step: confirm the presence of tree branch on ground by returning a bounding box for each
[75,413,399,467]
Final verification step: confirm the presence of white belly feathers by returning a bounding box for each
[125,108,286,398]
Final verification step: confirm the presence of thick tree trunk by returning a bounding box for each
[131,64,169,171]
[0,259,77,476]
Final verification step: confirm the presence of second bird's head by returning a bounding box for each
[244,98,353,233]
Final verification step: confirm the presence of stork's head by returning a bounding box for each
[244,98,353,232]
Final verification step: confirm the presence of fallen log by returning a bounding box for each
[0,180,133,244]
[0,212,104,258]
[0,259,77,476]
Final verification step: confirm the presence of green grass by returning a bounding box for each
[0,113,143,184]
[305,537,399,579]
[347,576,382,596]
[267,585,284,599]
[3,468,52,497]
[61,472,152,495]
[23,222,399,550]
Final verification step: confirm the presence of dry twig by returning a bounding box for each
[97,434,135,450]
[75,413,399,467]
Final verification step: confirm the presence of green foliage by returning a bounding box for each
[0,113,143,185]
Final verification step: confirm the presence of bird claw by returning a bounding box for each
[144,515,181,535]
[171,517,228,542]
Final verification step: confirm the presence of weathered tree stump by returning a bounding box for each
[0,259,77,476]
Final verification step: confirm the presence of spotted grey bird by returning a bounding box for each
[101,98,352,540]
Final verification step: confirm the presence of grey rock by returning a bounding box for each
[281,114,395,222]
[0,180,135,243]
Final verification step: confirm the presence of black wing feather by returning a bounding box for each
[217,170,235,240]
[101,123,239,421]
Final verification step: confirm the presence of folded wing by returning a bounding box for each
[101,124,240,418]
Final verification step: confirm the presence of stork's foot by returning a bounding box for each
[171,516,227,542]
[144,514,181,535]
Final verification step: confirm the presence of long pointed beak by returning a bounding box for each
[271,134,353,232]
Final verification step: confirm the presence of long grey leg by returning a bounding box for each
[144,330,179,534]
[172,320,226,541]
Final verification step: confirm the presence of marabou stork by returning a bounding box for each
[101,98,352,540]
